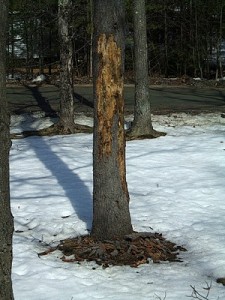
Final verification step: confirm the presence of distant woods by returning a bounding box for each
[7,0,225,79]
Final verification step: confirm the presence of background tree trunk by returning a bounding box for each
[58,0,76,133]
[127,0,160,139]
[218,3,223,79]
[88,0,93,78]
[0,0,14,299]
[10,17,15,78]
[92,0,133,241]
[164,0,168,77]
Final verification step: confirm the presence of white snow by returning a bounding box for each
[32,74,46,83]
[10,112,225,299]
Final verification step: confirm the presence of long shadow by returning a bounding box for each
[21,86,93,229]
[14,105,39,115]
[151,87,225,110]
[24,84,58,117]
[152,87,225,104]
[74,92,94,108]
[26,136,92,230]
[218,89,225,103]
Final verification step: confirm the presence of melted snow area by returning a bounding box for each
[10,113,225,300]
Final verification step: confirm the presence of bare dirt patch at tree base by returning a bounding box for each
[39,232,186,268]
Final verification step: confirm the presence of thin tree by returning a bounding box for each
[127,0,163,139]
[215,0,224,80]
[0,0,14,299]
[91,0,133,240]
[58,0,76,133]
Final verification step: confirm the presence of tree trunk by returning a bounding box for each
[24,22,30,77]
[48,27,52,75]
[164,0,168,77]
[0,0,14,299]
[10,17,15,78]
[194,0,203,78]
[92,0,133,241]
[88,0,93,78]
[127,0,162,139]
[58,0,76,133]
[219,4,223,79]
[38,18,44,74]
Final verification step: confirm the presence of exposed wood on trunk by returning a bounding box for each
[96,34,127,194]
[96,34,123,158]
[92,0,133,241]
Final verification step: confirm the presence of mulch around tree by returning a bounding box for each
[38,232,186,268]
[10,123,93,139]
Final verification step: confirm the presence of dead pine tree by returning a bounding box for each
[91,0,133,240]
[127,0,165,140]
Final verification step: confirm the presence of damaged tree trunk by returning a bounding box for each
[127,0,164,139]
[0,0,14,298]
[58,0,76,133]
[92,0,133,240]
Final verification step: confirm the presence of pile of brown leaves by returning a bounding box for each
[39,232,186,268]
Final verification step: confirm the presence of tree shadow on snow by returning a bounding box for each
[23,84,58,117]
[19,85,92,230]
[25,136,92,231]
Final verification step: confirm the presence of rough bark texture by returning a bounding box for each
[0,0,14,299]
[128,0,157,138]
[58,0,76,133]
[92,0,133,240]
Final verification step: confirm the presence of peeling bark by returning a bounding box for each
[92,0,133,241]
[96,34,128,194]
[96,34,123,158]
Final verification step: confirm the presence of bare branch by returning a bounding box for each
[188,282,213,300]
[155,292,167,300]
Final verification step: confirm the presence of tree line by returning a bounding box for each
[7,0,225,79]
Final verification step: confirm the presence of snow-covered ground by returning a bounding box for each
[10,112,225,300]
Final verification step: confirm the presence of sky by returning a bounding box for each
[10,112,225,300]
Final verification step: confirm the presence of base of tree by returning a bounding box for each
[10,123,93,139]
[126,129,166,141]
[38,232,186,268]
[217,278,225,286]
